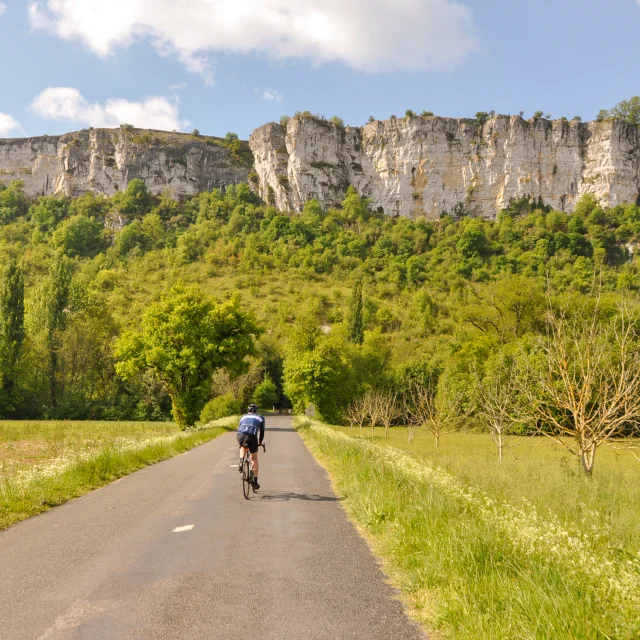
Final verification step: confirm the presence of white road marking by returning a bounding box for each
[230,464,239,468]
[172,525,194,533]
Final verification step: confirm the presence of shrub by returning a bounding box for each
[200,392,243,423]
[603,96,640,126]
[476,112,490,126]
[253,373,278,410]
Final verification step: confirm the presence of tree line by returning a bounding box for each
[1,176,640,473]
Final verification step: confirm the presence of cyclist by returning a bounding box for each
[237,404,265,491]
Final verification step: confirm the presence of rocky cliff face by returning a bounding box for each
[3,117,640,218]
[0,128,249,199]
[249,115,640,218]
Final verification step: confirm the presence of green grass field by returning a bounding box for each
[300,420,640,639]
[0,420,179,478]
[335,426,640,559]
[0,418,235,530]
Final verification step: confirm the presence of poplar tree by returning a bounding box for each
[0,259,25,406]
[44,252,71,410]
[346,280,364,345]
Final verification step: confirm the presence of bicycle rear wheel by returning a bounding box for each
[242,457,251,500]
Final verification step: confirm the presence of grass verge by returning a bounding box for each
[0,417,236,531]
[297,418,640,639]
[334,425,640,557]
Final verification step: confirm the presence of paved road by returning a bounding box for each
[0,416,424,639]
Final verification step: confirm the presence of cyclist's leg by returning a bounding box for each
[248,434,260,487]
[237,433,249,470]
[239,445,248,471]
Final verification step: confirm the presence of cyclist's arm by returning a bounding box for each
[259,417,265,444]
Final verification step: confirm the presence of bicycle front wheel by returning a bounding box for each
[242,459,251,500]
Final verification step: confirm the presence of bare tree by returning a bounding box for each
[401,393,420,443]
[475,364,522,461]
[346,396,369,433]
[367,391,384,437]
[409,383,464,448]
[378,391,400,438]
[519,297,640,475]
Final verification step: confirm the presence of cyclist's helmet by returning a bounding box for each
[247,404,258,414]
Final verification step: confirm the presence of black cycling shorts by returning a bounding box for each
[237,432,259,454]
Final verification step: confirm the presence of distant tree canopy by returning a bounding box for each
[598,96,640,126]
[0,174,640,433]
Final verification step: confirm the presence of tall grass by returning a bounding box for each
[0,417,236,530]
[337,426,640,558]
[298,419,640,639]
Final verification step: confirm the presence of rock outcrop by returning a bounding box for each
[249,115,640,218]
[0,128,249,199]
[3,116,640,219]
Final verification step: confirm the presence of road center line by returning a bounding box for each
[172,525,194,533]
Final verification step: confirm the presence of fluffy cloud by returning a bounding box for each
[31,87,187,131]
[28,0,479,79]
[0,3,7,16]
[262,87,284,103]
[0,114,21,136]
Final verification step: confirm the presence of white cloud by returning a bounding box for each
[0,114,21,136]
[31,87,187,131]
[0,3,7,16]
[262,87,284,103]
[28,0,479,78]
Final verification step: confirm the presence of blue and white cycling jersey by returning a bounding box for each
[238,414,265,438]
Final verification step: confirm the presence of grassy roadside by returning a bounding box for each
[297,418,640,639]
[334,426,640,558]
[0,417,236,531]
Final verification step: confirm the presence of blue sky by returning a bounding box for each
[1,0,639,139]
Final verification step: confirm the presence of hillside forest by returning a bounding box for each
[1,177,640,473]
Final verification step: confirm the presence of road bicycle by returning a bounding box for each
[241,443,266,500]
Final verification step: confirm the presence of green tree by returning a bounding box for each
[457,222,489,258]
[115,179,153,218]
[30,196,69,232]
[283,342,351,423]
[0,259,25,410]
[607,96,640,126]
[43,253,72,411]
[253,373,278,410]
[341,186,370,222]
[52,214,105,257]
[0,180,28,224]
[346,280,364,345]
[115,284,260,429]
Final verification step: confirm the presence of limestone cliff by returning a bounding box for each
[0,128,249,198]
[249,115,640,218]
[3,116,640,218]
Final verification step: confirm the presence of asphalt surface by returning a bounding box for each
[0,416,424,639]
